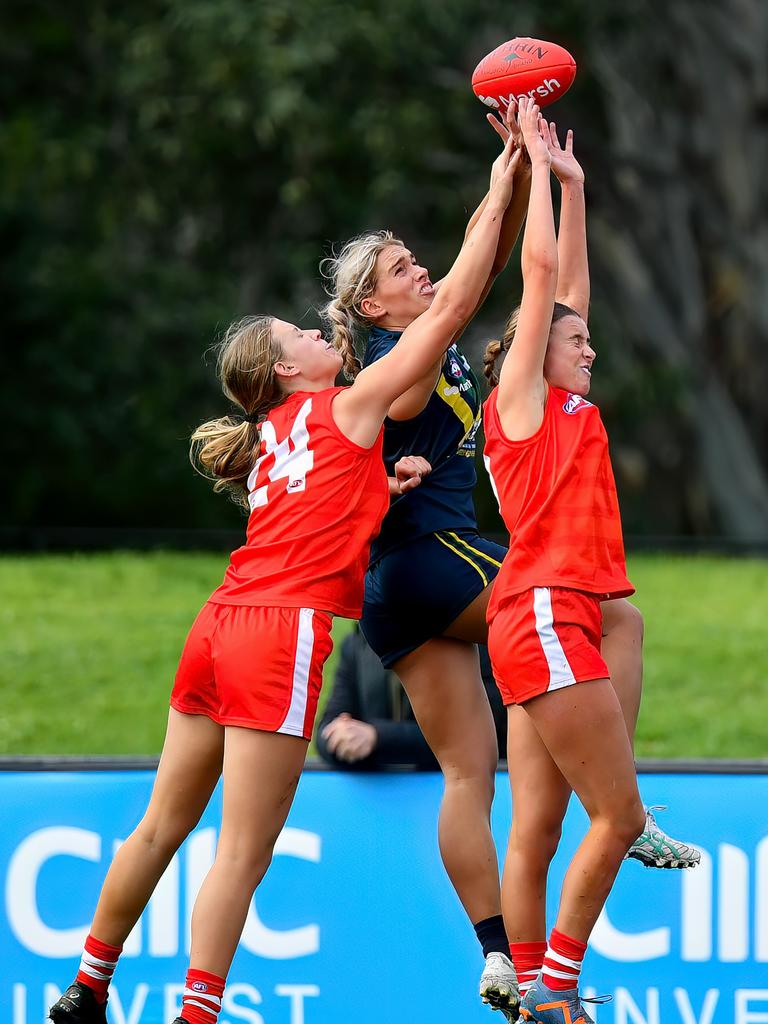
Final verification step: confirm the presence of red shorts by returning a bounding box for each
[488,587,608,705]
[170,603,334,739]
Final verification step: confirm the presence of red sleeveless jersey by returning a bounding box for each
[209,387,389,618]
[484,385,634,618]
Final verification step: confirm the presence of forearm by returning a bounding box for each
[463,192,489,244]
[555,180,588,315]
[491,168,531,276]
[434,197,507,323]
[522,163,557,275]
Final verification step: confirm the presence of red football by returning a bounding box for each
[472,37,576,110]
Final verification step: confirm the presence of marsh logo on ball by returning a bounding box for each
[472,36,576,110]
[477,78,562,109]
[563,394,593,415]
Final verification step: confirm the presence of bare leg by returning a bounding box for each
[91,709,224,945]
[443,579,494,643]
[601,598,644,747]
[188,728,308,976]
[394,636,500,922]
[502,707,571,942]
[524,680,645,942]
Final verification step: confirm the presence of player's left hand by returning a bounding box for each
[392,456,432,495]
[486,99,529,171]
[541,120,584,185]
[486,98,520,146]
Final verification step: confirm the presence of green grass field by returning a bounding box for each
[1,552,766,758]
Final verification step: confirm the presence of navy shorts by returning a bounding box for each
[361,529,507,668]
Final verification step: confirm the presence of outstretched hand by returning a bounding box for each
[517,97,550,168]
[486,97,523,150]
[541,120,584,185]
[489,135,523,208]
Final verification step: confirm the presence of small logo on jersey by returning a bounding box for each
[449,358,463,378]
[287,478,305,491]
[563,393,593,415]
[192,983,208,993]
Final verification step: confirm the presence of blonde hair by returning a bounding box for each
[483,302,579,387]
[320,230,403,379]
[190,315,284,509]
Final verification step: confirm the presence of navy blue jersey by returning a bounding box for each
[364,325,481,561]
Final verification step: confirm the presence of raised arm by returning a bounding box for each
[495,98,558,440]
[544,120,589,321]
[333,140,521,448]
[387,120,528,424]
[462,102,532,275]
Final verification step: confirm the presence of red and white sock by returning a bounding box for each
[541,928,587,991]
[75,934,123,1003]
[509,940,547,996]
[181,969,225,1024]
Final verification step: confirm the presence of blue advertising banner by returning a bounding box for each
[2,769,767,1024]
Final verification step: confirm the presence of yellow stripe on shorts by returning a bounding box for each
[434,531,489,587]
[445,530,503,569]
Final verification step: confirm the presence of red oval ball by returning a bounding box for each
[472,37,577,110]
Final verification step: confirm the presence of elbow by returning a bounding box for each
[523,252,559,283]
[432,296,473,329]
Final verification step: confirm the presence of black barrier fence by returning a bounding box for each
[3,527,768,555]
[3,756,768,774]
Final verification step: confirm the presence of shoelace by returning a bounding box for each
[582,994,612,1006]
[646,804,669,818]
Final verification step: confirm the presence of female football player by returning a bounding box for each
[483,97,644,1024]
[48,138,522,1024]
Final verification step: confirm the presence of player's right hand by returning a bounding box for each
[393,455,432,495]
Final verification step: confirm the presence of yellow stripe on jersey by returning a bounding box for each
[436,373,479,445]
[434,531,489,587]
[445,531,503,569]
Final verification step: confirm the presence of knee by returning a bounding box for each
[214,841,275,891]
[599,797,646,851]
[510,816,563,868]
[442,756,497,804]
[134,813,199,858]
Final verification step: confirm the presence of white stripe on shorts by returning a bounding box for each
[279,607,315,737]
[533,587,577,692]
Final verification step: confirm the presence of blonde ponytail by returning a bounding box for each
[483,302,580,388]
[324,299,362,379]
[320,230,403,379]
[190,315,284,509]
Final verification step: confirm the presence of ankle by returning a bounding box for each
[541,928,586,991]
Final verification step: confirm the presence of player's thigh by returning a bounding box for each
[442,577,496,643]
[506,705,571,843]
[524,679,641,824]
[394,636,498,773]
[141,708,224,837]
[218,727,308,856]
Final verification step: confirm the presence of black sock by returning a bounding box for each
[474,914,509,958]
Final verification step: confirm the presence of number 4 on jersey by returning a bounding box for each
[248,397,315,510]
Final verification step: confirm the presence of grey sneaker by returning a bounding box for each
[627,805,701,869]
[518,977,611,1023]
[479,951,520,1020]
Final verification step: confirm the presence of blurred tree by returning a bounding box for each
[2,0,766,539]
